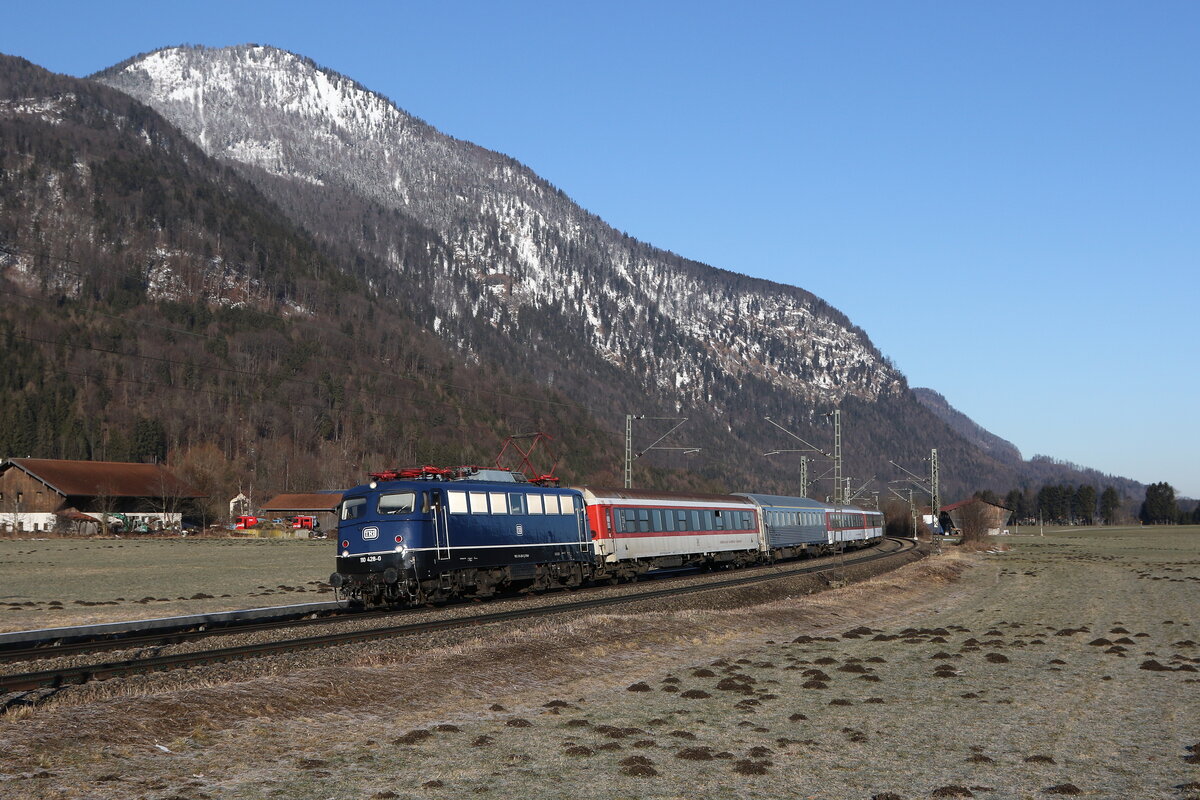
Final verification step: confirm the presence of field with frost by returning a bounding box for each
[1,527,1197,799]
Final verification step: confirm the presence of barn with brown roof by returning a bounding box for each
[0,458,204,533]
[942,497,1012,537]
[259,492,343,533]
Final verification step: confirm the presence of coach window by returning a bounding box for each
[652,509,663,532]
[664,510,675,532]
[377,492,416,515]
[713,510,725,531]
[701,511,713,531]
[340,497,366,521]
[638,509,651,533]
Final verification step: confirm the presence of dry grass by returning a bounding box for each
[0,537,332,632]
[2,528,1197,799]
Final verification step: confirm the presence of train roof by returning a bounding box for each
[734,493,880,513]
[576,486,756,506]
[347,474,581,495]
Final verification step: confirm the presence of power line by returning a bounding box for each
[1,287,215,340]
[8,322,591,413]
[52,366,564,438]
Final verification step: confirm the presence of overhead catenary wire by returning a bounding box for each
[4,304,594,413]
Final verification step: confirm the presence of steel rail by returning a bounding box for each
[0,606,381,666]
[0,538,915,697]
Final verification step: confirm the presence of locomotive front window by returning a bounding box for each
[377,492,416,515]
[340,497,366,521]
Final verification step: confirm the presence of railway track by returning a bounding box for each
[0,537,917,705]
[0,603,379,666]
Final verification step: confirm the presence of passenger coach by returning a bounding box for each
[579,487,761,580]
[736,492,883,555]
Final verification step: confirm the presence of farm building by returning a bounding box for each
[942,497,1012,536]
[259,492,343,532]
[0,458,205,533]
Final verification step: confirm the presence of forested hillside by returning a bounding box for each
[0,55,617,518]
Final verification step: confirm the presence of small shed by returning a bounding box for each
[259,492,343,533]
[942,498,1012,537]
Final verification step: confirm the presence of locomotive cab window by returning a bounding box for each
[447,491,469,514]
[377,492,416,515]
[340,497,366,521]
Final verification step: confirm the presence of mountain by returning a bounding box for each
[0,47,1144,515]
[95,45,900,411]
[0,52,618,512]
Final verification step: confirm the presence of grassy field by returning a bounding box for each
[1,526,1198,799]
[0,537,333,632]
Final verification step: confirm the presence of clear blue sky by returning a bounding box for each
[4,1,1198,498]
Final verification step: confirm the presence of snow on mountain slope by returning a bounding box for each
[97,45,903,409]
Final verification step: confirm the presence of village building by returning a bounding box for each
[942,497,1013,537]
[0,458,205,534]
[259,492,343,533]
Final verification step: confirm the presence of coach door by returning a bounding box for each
[573,496,589,553]
[431,489,450,561]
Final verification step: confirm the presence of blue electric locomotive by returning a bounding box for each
[329,466,592,605]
